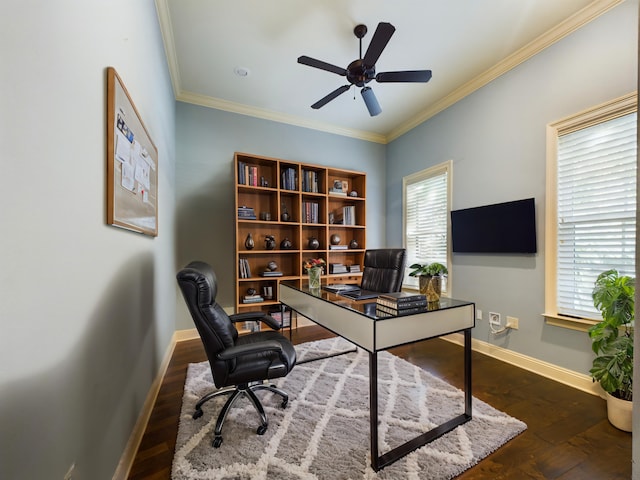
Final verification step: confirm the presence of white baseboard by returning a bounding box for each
[112,330,183,480]
[442,333,603,398]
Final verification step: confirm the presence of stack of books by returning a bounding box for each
[348,264,360,273]
[261,270,283,277]
[376,292,427,316]
[242,294,264,304]
[329,244,348,250]
[329,263,348,274]
[237,206,256,220]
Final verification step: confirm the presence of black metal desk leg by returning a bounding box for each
[369,351,379,471]
[464,328,472,416]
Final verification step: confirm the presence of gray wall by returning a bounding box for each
[175,102,386,329]
[0,1,176,478]
[386,1,637,374]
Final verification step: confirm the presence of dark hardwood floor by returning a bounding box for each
[128,326,631,479]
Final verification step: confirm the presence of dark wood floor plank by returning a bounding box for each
[127,326,631,479]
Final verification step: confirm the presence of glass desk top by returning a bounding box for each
[289,283,474,320]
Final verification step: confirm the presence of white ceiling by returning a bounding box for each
[156,0,621,143]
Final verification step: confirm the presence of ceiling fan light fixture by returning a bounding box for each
[361,87,381,116]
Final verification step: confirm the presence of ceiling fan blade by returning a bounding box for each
[298,56,347,76]
[311,85,351,109]
[376,70,432,83]
[360,87,381,116]
[362,22,395,66]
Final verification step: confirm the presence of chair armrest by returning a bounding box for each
[229,311,281,331]
[217,340,285,361]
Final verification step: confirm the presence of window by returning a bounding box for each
[545,93,637,329]
[403,161,452,291]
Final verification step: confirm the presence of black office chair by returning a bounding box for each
[360,248,406,293]
[176,261,296,448]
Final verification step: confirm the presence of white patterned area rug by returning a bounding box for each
[172,337,526,479]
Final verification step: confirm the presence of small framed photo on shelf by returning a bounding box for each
[341,180,348,193]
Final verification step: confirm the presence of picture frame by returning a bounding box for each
[107,67,158,236]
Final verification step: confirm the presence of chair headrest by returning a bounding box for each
[178,261,218,305]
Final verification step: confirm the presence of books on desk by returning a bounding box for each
[376,292,427,310]
[375,304,427,317]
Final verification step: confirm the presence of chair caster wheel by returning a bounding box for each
[257,425,268,435]
[213,436,223,448]
[192,409,203,419]
[281,398,288,408]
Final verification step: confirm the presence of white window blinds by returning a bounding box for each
[403,163,450,290]
[556,112,637,318]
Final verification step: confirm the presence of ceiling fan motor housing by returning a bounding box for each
[347,59,375,86]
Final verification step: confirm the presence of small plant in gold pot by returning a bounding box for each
[408,262,448,302]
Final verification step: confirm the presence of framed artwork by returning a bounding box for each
[107,67,158,236]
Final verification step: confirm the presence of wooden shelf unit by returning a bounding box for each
[235,152,367,320]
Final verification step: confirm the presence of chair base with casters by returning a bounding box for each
[193,380,289,448]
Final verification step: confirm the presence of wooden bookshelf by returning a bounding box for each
[234,152,366,326]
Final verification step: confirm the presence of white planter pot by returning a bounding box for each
[606,392,632,432]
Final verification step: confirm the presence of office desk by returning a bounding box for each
[279,284,475,472]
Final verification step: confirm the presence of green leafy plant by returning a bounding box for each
[588,269,634,401]
[408,262,448,277]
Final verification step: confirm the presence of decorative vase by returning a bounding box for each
[308,266,322,289]
[308,237,320,249]
[244,233,254,250]
[606,392,632,432]
[267,261,278,272]
[349,239,358,249]
[330,234,341,245]
[280,237,292,249]
[419,275,442,302]
[265,235,276,250]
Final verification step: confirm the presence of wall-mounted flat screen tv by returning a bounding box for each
[450,198,537,253]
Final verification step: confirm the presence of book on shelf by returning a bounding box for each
[329,188,347,196]
[335,205,356,226]
[375,305,427,317]
[242,295,264,304]
[348,265,361,272]
[238,206,256,219]
[239,258,252,278]
[244,320,262,332]
[281,167,297,191]
[237,162,259,186]
[302,169,319,193]
[329,263,348,274]
[261,271,283,277]
[301,201,319,223]
[329,245,348,250]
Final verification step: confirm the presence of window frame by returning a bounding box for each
[544,92,637,331]
[402,160,453,293]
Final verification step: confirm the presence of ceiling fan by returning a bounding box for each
[298,22,432,117]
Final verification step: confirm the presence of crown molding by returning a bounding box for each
[387,0,624,142]
[176,90,387,144]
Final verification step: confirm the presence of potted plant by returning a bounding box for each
[588,269,634,431]
[408,262,448,301]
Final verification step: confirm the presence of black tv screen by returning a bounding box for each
[450,198,537,253]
